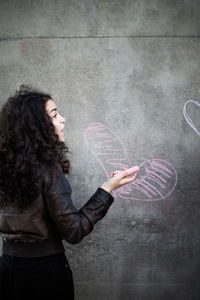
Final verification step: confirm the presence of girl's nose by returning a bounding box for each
[61,115,65,123]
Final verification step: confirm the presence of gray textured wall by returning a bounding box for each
[0,1,200,299]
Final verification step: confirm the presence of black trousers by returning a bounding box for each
[0,252,74,299]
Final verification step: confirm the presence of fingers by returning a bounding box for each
[110,168,138,184]
[131,173,137,180]
[109,170,121,177]
[128,173,137,182]
[110,168,127,176]
[120,172,138,185]
[120,170,131,179]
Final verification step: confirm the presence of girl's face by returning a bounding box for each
[46,99,66,142]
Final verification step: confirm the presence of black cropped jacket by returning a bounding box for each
[0,171,114,257]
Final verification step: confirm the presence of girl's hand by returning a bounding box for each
[109,167,127,178]
[101,168,137,193]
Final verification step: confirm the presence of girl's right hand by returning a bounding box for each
[101,168,137,193]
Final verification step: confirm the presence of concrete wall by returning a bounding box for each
[0,1,200,299]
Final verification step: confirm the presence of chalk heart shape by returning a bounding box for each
[83,123,177,201]
[115,159,177,201]
[184,100,200,136]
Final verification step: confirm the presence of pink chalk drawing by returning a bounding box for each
[84,123,177,201]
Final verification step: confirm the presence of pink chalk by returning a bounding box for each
[114,166,139,176]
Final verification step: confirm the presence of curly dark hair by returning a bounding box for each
[0,85,70,209]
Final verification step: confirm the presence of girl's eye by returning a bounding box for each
[53,114,57,118]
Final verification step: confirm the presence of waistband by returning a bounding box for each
[2,239,65,258]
